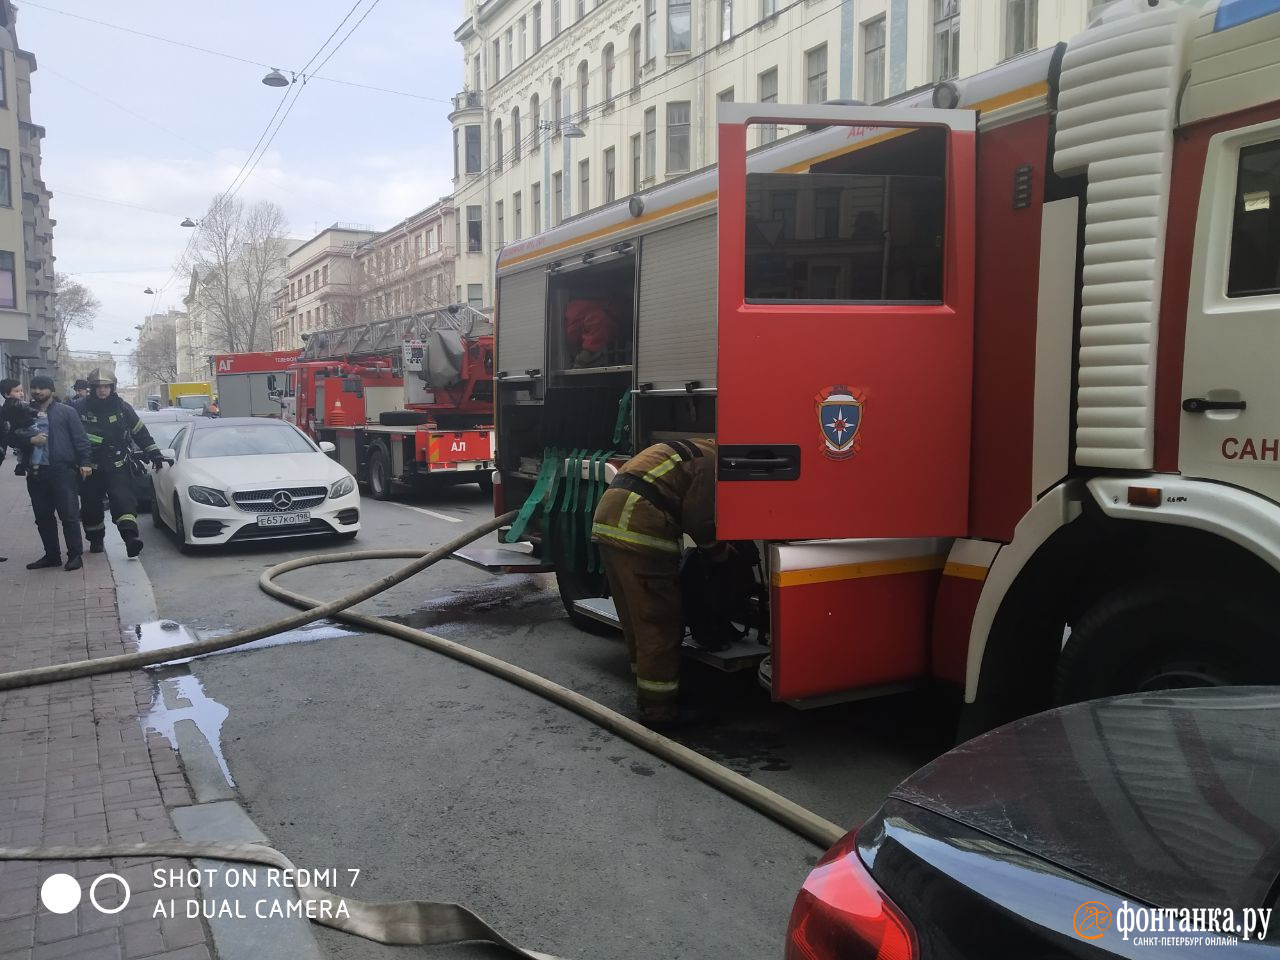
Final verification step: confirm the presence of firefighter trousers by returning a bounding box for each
[598,543,683,723]
[81,465,140,543]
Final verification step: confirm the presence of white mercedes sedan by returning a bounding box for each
[151,417,360,553]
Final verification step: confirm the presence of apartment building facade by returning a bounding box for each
[353,199,458,324]
[0,0,56,383]
[273,224,377,350]
[451,0,1093,310]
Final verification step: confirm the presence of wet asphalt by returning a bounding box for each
[132,482,951,960]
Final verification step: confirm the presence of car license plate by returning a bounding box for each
[257,512,311,527]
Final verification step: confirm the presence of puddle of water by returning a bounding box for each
[132,619,356,664]
[140,673,235,787]
[390,575,563,629]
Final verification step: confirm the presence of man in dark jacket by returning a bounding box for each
[17,375,93,570]
[74,368,165,557]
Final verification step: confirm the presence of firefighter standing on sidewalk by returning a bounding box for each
[591,438,731,726]
[74,369,166,557]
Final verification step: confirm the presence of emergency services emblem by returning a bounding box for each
[816,385,865,461]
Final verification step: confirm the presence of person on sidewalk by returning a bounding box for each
[70,378,90,402]
[1,378,35,476]
[590,438,732,727]
[14,375,93,571]
[74,368,166,557]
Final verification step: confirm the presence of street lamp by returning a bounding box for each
[540,119,585,139]
[144,287,155,294]
[180,218,199,228]
[262,68,291,88]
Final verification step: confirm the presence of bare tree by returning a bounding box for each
[188,194,289,353]
[132,315,178,387]
[51,273,101,358]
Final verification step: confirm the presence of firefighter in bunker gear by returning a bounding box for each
[590,438,730,725]
[75,369,167,557]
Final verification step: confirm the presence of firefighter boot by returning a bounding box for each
[125,534,144,558]
[87,535,105,554]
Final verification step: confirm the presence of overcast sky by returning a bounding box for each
[19,0,461,381]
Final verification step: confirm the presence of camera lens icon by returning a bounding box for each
[39,873,131,915]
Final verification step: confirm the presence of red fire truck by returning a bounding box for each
[211,349,302,418]
[468,0,1280,731]
[280,309,495,499]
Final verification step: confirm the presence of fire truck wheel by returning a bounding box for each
[556,566,616,638]
[476,474,493,497]
[367,444,393,501]
[1052,579,1280,704]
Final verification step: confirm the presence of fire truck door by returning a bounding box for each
[716,104,976,540]
[1180,124,1280,501]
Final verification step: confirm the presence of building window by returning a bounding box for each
[322,264,328,284]
[604,147,616,203]
[643,107,656,180]
[504,28,513,74]
[806,44,828,104]
[758,68,778,144]
[666,101,690,173]
[1005,0,1038,59]
[579,159,590,213]
[718,87,734,103]
[552,172,563,226]
[761,0,777,16]
[603,44,615,100]
[577,60,590,121]
[466,205,483,252]
[1228,139,1280,298]
[518,16,527,62]
[668,0,690,53]
[465,125,482,173]
[644,0,656,61]
[863,17,886,103]
[552,0,562,36]
[532,182,542,233]
[720,0,733,42]
[577,0,586,17]
[492,38,501,81]
[514,191,523,240]
[493,119,504,169]
[0,251,14,309]
[630,26,642,89]
[472,56,481,91]
[0,149,10,208]
[631,134,642,190]
[533,2,542,49]
[933,0,960,81]
[468,284,484,310]
[453,128,460,178]
[496,200,505,246]
[552,78,562,126]
[512,107,522,159]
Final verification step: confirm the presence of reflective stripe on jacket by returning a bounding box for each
[591,439,717,555]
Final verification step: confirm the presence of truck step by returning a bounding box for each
[452,546,555,573]
[572,599,767,673]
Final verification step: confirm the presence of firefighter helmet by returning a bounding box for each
[86,368,117,387]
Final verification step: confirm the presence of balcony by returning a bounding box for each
[450,91,483,122]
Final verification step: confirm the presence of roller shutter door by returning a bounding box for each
[637,216,717,390]
[496,269,547,377]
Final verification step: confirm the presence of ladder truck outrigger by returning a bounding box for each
[280,304,496,500]
[461,0,1280,734]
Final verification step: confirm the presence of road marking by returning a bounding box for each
[386,502,464,524]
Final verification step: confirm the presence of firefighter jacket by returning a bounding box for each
[75,395,161,469]
[591,439,718,555]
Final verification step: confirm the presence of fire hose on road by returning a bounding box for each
[0,509,845,956]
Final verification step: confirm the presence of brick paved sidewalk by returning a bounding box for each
[0,470,214,959]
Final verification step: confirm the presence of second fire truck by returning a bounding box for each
[470,0,1280,732]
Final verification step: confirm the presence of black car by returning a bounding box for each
[130,410,198,508]
[786,688,1280,958]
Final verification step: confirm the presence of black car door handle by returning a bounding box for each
[719,445,800,481]
[1183,398,1247,414]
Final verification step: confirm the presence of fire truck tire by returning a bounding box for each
[477,474,493,496]
[1052,578,1280,704]
[366,444,393,501]
[556,566,616,638]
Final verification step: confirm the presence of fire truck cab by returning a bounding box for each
[482,0,1280,730]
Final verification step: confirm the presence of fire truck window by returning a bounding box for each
[1227,139,1280,299]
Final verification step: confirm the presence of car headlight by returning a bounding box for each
[329,475,356,499]
[188,485,230,507]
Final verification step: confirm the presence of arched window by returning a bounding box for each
[577,60,589,121]
[603,44,615,100]
[530,93,541,151]
[629,25,642,91]
[512,107,522,159]
[493,119,504,168]
[551,78,562,125]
